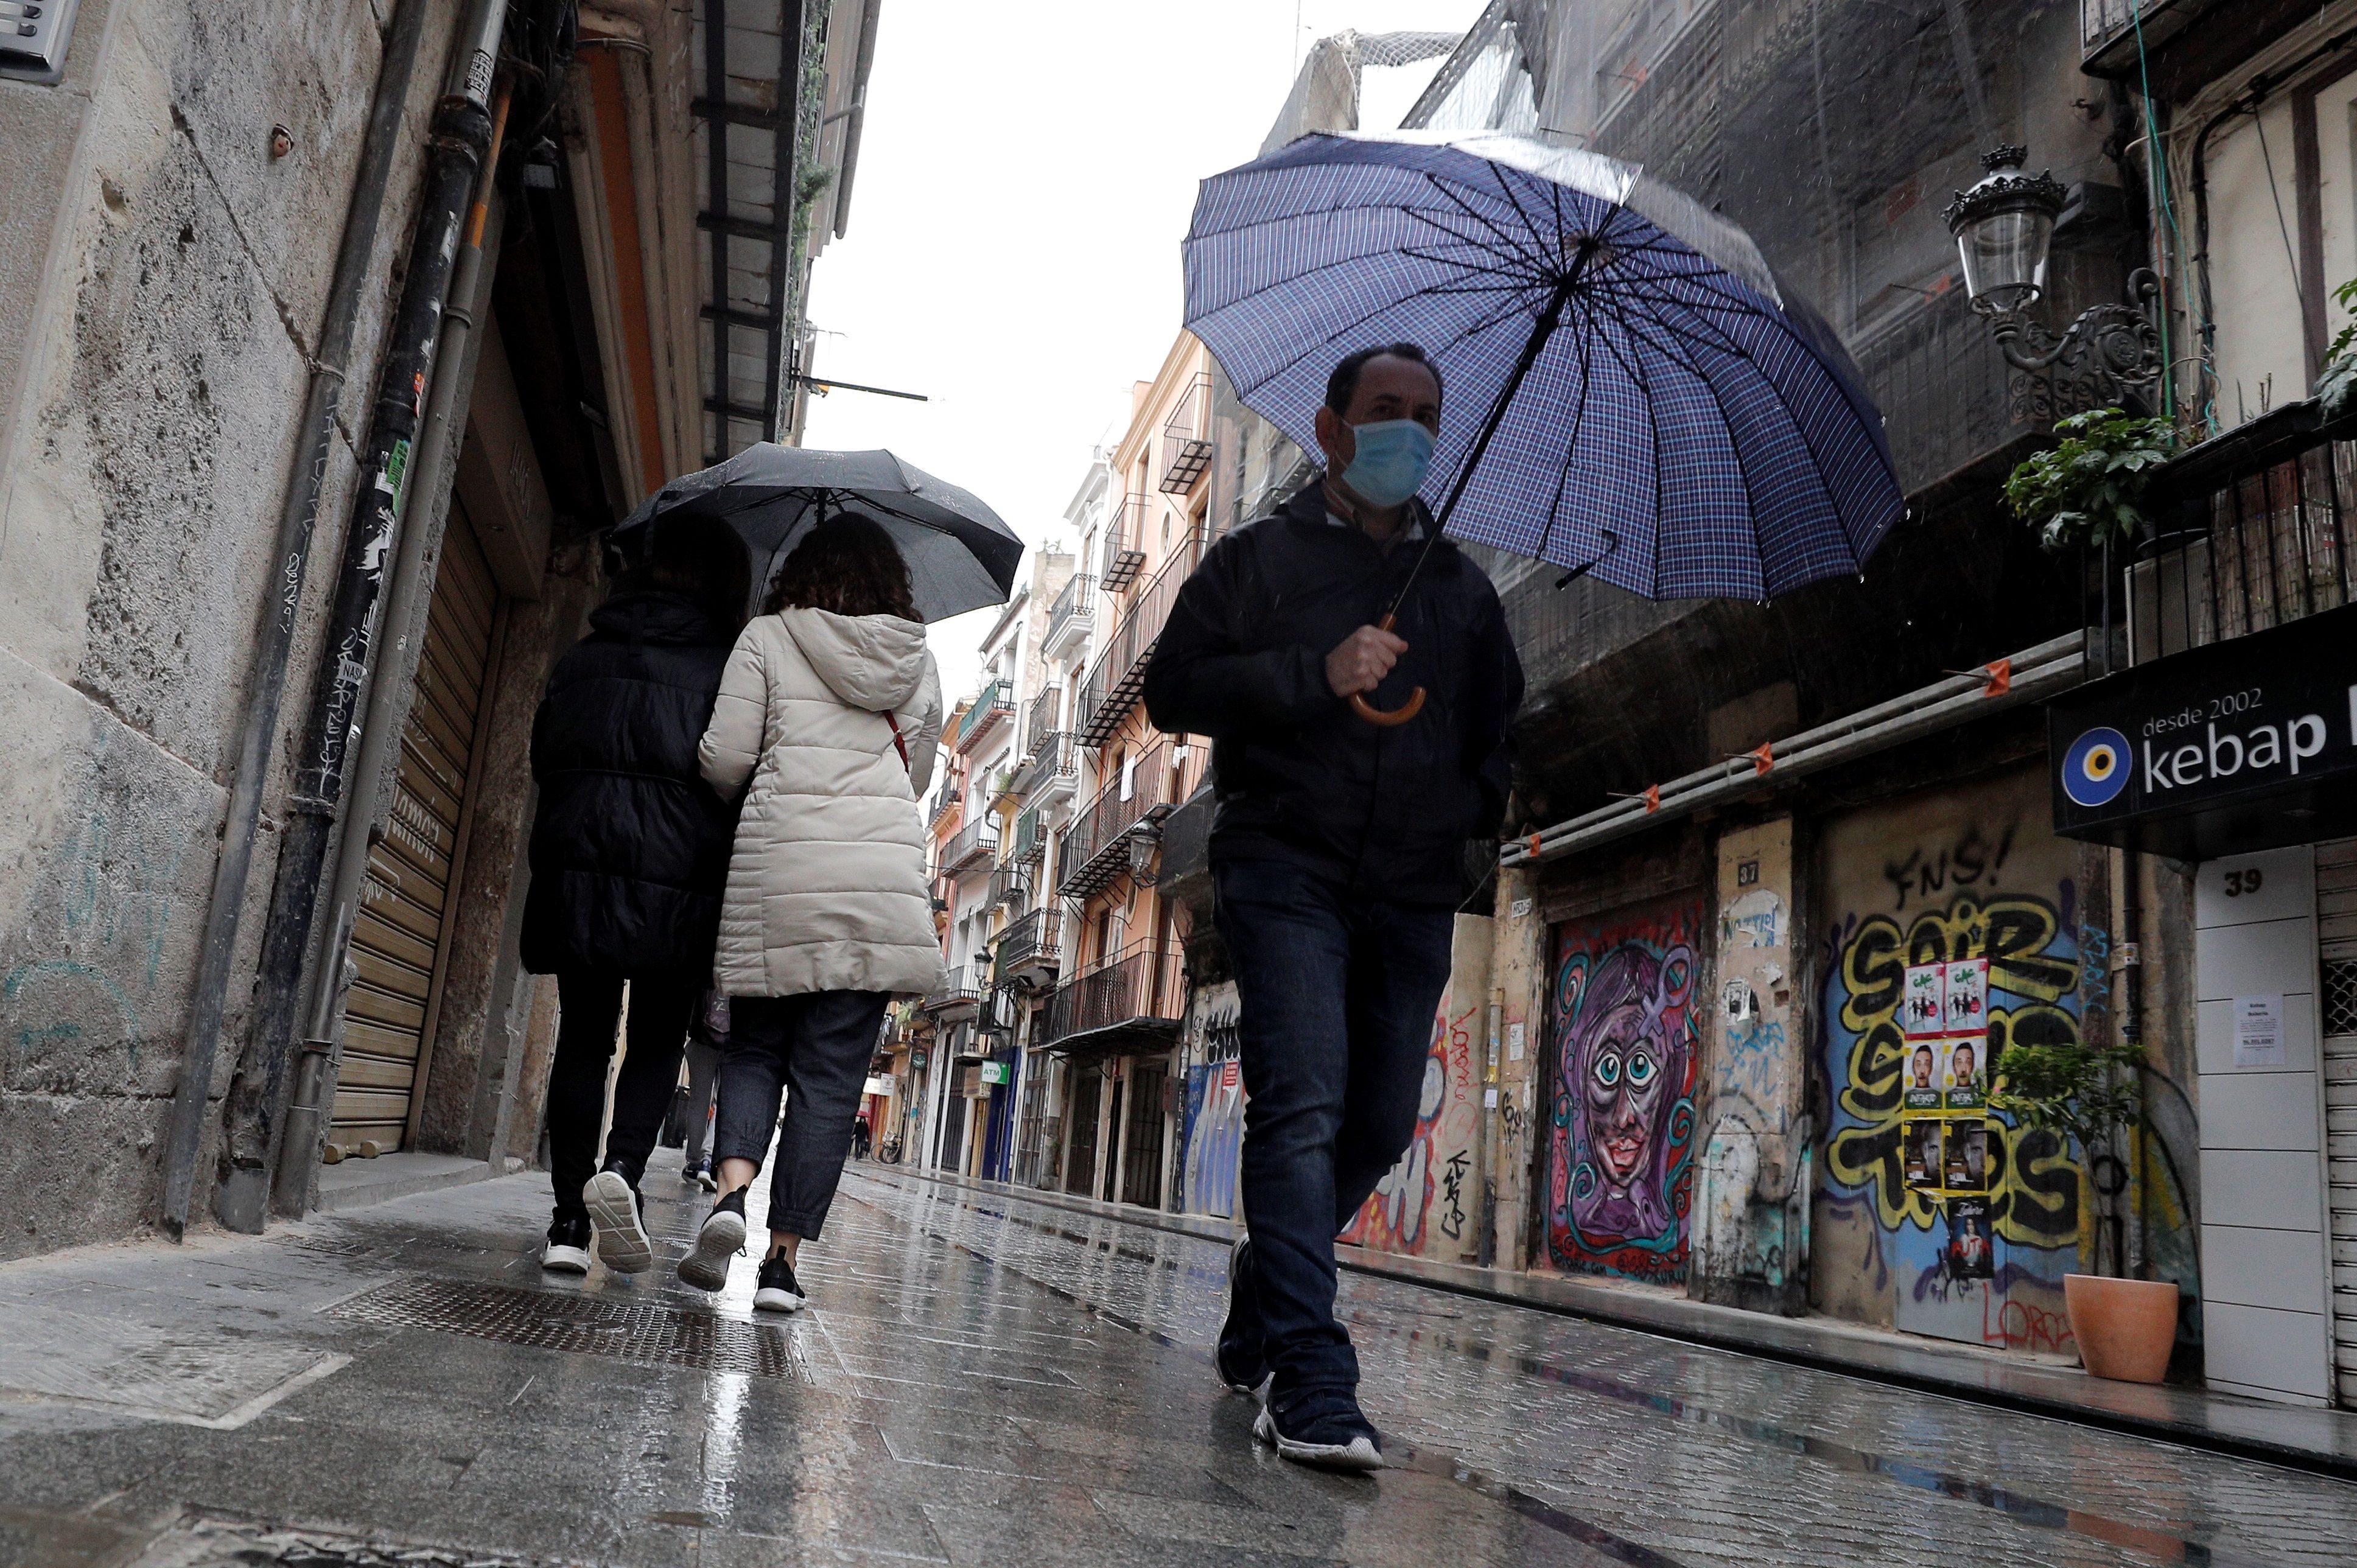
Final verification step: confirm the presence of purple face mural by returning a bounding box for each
[1547,897,1702,1283]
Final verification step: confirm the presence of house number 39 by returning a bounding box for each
[2224,867,2265,897]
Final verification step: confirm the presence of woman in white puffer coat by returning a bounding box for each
[678,515,945,1312]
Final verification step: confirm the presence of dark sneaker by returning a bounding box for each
[583,1164,653,1274]
[754,1253,805,1314]
[680,1160,704,1186]
[678,1188,746,1292]
[1216,1234,1268,1396]
[693,1163,718,1194]
[541,1214,592,1274]
[1254,1387,1383,1472]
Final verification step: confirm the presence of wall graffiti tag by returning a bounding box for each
[1342,1000,1479,1255]
[1544,895,1703,1284]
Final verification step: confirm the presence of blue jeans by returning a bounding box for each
[1213,859,1454,1393]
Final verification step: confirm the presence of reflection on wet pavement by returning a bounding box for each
[0,1157,2349,1566]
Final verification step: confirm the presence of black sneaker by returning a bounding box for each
[678,1188,746,1292]
[541,1213,592,1274]
[693,1163,718,1194]
[1254,1385,1383,1472]
[754,1253,805,1314]
[583,1163,652,1274]
[1215,1235,1268,1396]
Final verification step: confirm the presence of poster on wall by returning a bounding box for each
[1942,1037,1985,1110]
[1903,1040,1942,1113]
[1942,957,1988,1034]
[1544,894,1703,1284]
[1903,1121,1941,1189]
[1903,963,1944,1037]
[1944,1196,1995,1281]
[1942,1120,1988,1192]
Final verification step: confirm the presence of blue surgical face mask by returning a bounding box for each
[1339,419,1434,509]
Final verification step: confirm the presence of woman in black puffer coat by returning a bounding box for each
[520,514,747,1275]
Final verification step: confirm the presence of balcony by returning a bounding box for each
[955,679,1014,754]
[994,908,1063,991]
[920,964,981,1019]
[1037,944,1186,1055]
[1009,732,1077,803]
[1044,574,1094,660]
[988,861,1032,911]
[1076,536,1203,747]
[1101,494,1149,591]
[1159,371,1213,494]
[939,817,1000,878]
[2125,399,2355,667]
[927,788,961,835]
[1024,688,1062,756]
[1056,739,1173,899]
[1009,802,1048,864]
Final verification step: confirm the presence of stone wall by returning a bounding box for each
[0,0,466,1258]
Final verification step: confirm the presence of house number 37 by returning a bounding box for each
[2224,867,2265,897]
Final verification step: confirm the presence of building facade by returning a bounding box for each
[0,0,875,1255]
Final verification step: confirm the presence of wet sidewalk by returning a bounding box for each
[0,1155,2351,1567]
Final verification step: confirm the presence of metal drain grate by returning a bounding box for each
[327,1277,812,1381]
[124,1513,571,1567]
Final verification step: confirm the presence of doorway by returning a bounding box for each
[331,503,504,1156]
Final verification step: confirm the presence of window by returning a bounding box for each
[1119,752,1136,802]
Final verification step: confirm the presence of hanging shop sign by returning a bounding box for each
[2048,603,2357,859]
[979,1061,1010,1085]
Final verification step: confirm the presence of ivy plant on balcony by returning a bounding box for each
[2316,276,2357,419]
[2002,407,2174,553]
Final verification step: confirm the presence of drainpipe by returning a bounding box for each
[239,79,517,1228]
[155,0,434,1241]
[196,0,512,1233]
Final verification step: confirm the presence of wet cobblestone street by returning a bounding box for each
[0,1159,2351,1567]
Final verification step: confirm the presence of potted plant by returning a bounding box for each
[2001,407,2176,553]
[1989,1037,2178,1382]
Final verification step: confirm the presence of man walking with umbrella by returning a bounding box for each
[1143,343,1522,1470]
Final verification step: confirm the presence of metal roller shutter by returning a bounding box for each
[331,504,503,1157]
[2321,836,2357,1407]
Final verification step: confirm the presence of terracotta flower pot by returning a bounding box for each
[2063,1273,2179,1384]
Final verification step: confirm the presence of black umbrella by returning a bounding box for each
[615,444,1024,623]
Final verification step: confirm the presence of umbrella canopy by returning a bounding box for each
[1183,131,1905,601]
[615,445,1024,623]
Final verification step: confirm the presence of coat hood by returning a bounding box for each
[589,590,732,648]
[777,606,928,712]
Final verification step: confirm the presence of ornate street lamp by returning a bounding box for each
[1943,145,2163,413]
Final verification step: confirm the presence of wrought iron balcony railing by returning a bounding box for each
[1076,537,1202,746]
[1102,494,1150,590]
[1024,688,1062,755]
[2125,399,2355,667]
[1045,572,1094,657]
[1037,943,1186,1052]
[956,679,1014,753]
[993,908,1062,988]
[921,964,980,1017]
[1010,802,1048,863]
[1160,371,1213,494]
[1009,732,1075,801]
[1056,739,1171,898]
[938,816,1000,878]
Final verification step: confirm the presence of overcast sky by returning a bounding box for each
[799,0,1490,697]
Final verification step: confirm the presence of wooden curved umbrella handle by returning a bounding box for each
[1347,614,1426,727]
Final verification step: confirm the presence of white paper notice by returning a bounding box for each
[1507,1023,1526,1062]
[2233,995,2287,1067]
[1483,1087,1499,1108]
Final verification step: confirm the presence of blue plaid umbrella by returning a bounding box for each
[1183,131,1904,603]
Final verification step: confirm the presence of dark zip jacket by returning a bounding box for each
[1142,481,1523,906]
[520,591,739,976]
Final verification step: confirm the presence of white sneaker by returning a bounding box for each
[583,1168,652,1274]
[678,1192,746,1292]
[541,1215,591,1274]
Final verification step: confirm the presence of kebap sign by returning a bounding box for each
[2048,603,2357,858]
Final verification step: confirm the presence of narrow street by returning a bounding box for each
[1,1157,2349,1568]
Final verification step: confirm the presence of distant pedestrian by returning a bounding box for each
[852,1113,873,1162]
[678,515,944,1313]
[1143,344,1522,1469]
[678,992,729,1192]
[520,516,749,1275]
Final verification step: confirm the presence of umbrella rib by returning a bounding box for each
[1224,286,1513,401]
[1606,291,1873,581]
[1582,299,1672,595]
[1421,170,1558,278]
[1528,303,1602,570]
[1401,205,1559,277]
[1600,291,1784,597]
[1482,161,1568,280]
[1398,245,1555,285]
